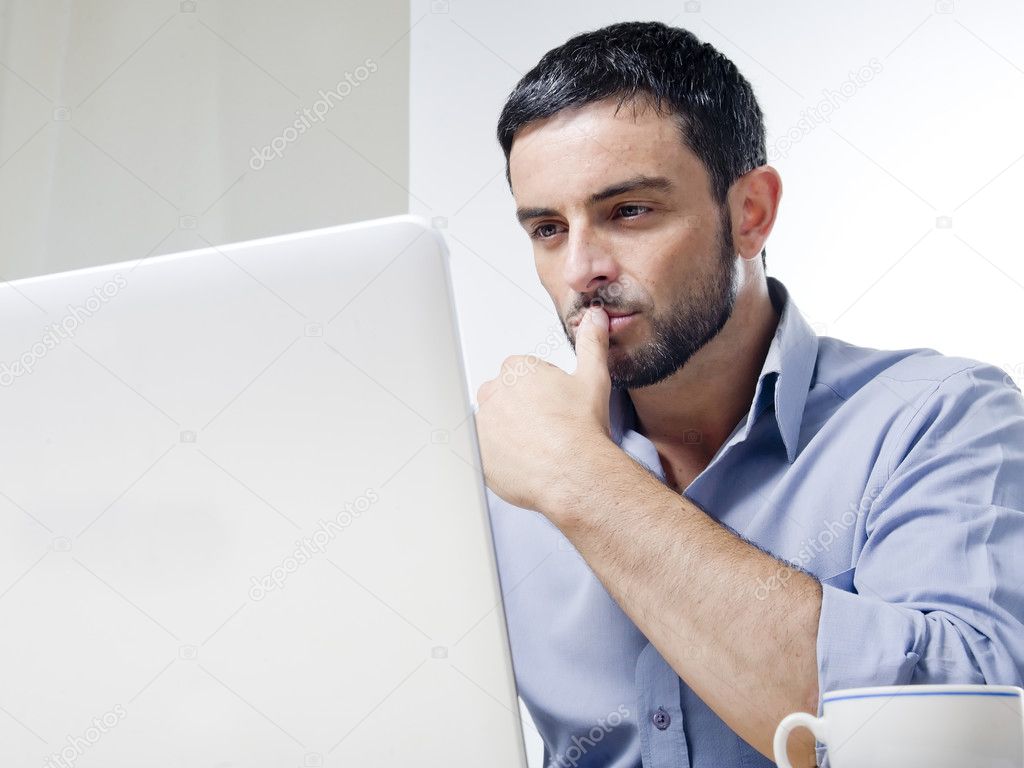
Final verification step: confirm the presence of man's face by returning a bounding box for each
[509,95,739,390]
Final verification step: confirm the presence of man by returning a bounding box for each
[473,20,1024,768]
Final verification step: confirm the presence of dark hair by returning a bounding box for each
[496,20,768,269]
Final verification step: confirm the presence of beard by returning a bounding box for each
[563,204,739,390]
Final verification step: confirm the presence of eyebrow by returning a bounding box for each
[515,174,674,225]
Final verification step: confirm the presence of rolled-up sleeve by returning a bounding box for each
[814,363,1024,756]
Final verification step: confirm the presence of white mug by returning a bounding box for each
[773,684,1024,768]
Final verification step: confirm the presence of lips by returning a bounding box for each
[607,312,638,333]
[570,308,638,331]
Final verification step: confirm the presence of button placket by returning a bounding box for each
[635,643,691,767]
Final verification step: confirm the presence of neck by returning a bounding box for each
[627,268,780,466]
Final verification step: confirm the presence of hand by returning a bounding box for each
[474,306,615,514]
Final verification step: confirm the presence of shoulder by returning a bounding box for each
[811,336,1024,481]
[814,335,1019,405]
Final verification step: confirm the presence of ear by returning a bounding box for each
[729,165,782,260]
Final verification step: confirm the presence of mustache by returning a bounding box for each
[575,281,645,310]
[566,295,642,325]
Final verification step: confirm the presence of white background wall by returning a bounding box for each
[0,0,410,281]
[408,1,1024,763]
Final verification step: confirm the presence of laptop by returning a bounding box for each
[0,215,528,767]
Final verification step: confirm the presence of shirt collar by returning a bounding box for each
[609,276,819,464]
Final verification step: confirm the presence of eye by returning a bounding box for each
[530,222,564,240]
[616,204,651,219]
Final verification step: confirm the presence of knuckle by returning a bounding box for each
[500,355,521,371]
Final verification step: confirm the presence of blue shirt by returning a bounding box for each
[485,276,1024,768]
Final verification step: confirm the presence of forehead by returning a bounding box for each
[508,95,707,204]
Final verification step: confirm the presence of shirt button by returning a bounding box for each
[652,707,671,730]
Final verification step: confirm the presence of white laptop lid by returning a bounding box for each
[0,215,527,767]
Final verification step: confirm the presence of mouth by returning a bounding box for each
[607,311,638,333]
[571,309,639,335]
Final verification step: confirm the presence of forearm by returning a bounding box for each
[548,440,822,764]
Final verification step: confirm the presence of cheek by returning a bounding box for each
[533,256,567,305]
[621,247,695,314]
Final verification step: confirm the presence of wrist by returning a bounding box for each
[541,435,629,529]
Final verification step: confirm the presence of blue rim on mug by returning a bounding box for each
[822,684,1024,705]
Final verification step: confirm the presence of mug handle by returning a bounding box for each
[773,711,827,768]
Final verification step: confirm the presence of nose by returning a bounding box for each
[561,223,621,295]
